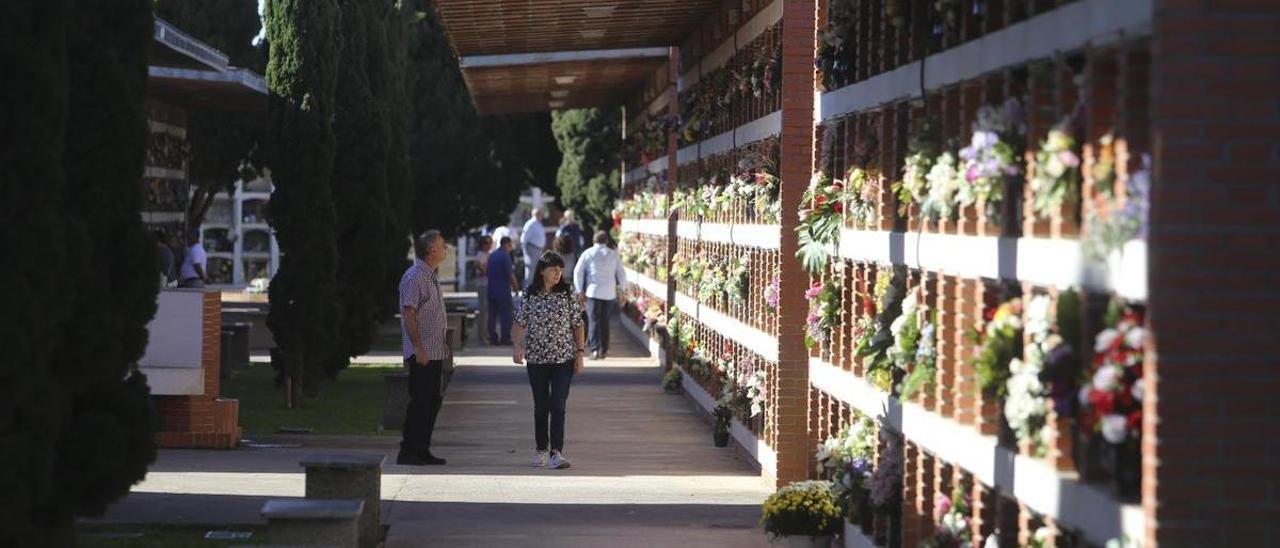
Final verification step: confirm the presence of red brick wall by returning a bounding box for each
[154,292,240,449]
[1148,0,1280,545]
[775,0,818,487]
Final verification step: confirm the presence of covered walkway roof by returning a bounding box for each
[434,0,720,114]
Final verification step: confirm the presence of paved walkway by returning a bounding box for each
[96,316,774,547]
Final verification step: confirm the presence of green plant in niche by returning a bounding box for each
[971,297,1024,398]
[796,172,845,274]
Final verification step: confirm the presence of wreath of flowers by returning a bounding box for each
[844,166,878,229]
[971,297,1023,398]
[1029,123,1082,221]
[922,151,962,221]
[1079,301,1145,445]
[1084,148,1150,264]
[867,435,902,510]
[725,255,751,306]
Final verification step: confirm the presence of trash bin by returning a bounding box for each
[220,322,251,379]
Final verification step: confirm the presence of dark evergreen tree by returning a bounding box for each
[552,108,622,233]
[5,0,161,542]
[154,0,266,230]
[265,0,343,395]
[378,1,415,314]
[0,1,81,543]
[324,0,393,377]
[406,2,525,236]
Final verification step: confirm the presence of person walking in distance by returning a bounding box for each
[513,252,586,470]
[397,231,450,465]
[573,231,629,360]
[520,208,546,284]
[486,237,519,345]
[555,209,586,269]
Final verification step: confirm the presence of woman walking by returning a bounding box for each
[512,251,586,469]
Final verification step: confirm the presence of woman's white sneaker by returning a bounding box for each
[531,450,548,467]
[548,450,571,469]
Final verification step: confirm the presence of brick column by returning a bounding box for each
[774,0,818,487]
[1148,0,1280,545]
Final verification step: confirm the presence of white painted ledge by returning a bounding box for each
[676,221,781,249]
[623,156,669,186]
[838,229,1147,302]
[620,218,669,238]
[624,267,667,303]
[678,111,782,166]
[676,361,778,475]
[818,0,1153,122]
[681,0,783,88]
[808,358,1143,546]
[675,291,778,362]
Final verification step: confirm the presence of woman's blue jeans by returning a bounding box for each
[527,361,574,451]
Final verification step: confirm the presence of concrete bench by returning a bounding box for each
[300,453,384,548]
[260,499,362,548]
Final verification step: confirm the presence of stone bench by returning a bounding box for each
[260,499,363,548]
[300,453,384,548]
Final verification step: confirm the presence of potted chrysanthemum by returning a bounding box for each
[760,481,842,547]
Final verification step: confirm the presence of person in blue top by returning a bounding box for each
[486,237,519,345]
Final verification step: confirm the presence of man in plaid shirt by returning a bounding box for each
[397,230,450,465]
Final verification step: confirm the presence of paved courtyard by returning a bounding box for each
[95,317,774,547]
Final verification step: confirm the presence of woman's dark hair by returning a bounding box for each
[525,251,572,295]
[554,234,575,255]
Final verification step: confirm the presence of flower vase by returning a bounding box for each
[1111,439,1141,501]
[713,429,730,447]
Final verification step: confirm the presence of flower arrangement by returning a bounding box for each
[1029,124,1082,221]
[662,367,683,393]
[932,0,963,36]
[956,98,1025,222]
[890,291,939,399]
[920,484,972,548]
[815,417,877,516]
[796,172,845,274]
[885,0,909,27]
[856,268,907,389]
[1079,301,1145,445]
[843,166,878,229]
[763,273,781,314]
[1003,294,1060,454]
[725,256,750,306]
[805,276,842,350]
[922,151,963,221]
[816,0,858,91]
[1084,152,1150,263]
[760,480,844,540]
[893,118,941,216]
[713,402,733,433]
[971,297,1023,398]
[867,435,902,510]
[741,367,767,418]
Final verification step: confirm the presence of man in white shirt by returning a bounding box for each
[178,230,208,288]
[573,231,628,359]
[520,208,546,284]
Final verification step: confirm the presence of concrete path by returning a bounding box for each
[96,316,774,547]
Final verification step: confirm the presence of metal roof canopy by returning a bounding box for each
[433,0,719,114]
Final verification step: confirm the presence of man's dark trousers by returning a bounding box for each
[586,298,616,355]
[401,357,443,456]
[488,296,514,344]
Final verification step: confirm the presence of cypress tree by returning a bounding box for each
[0,0,80,542]
[551,108,622,232]
[8,0,161,541]
[379,1,415,314]
[324,0,392,377]
[264,0,343,394]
